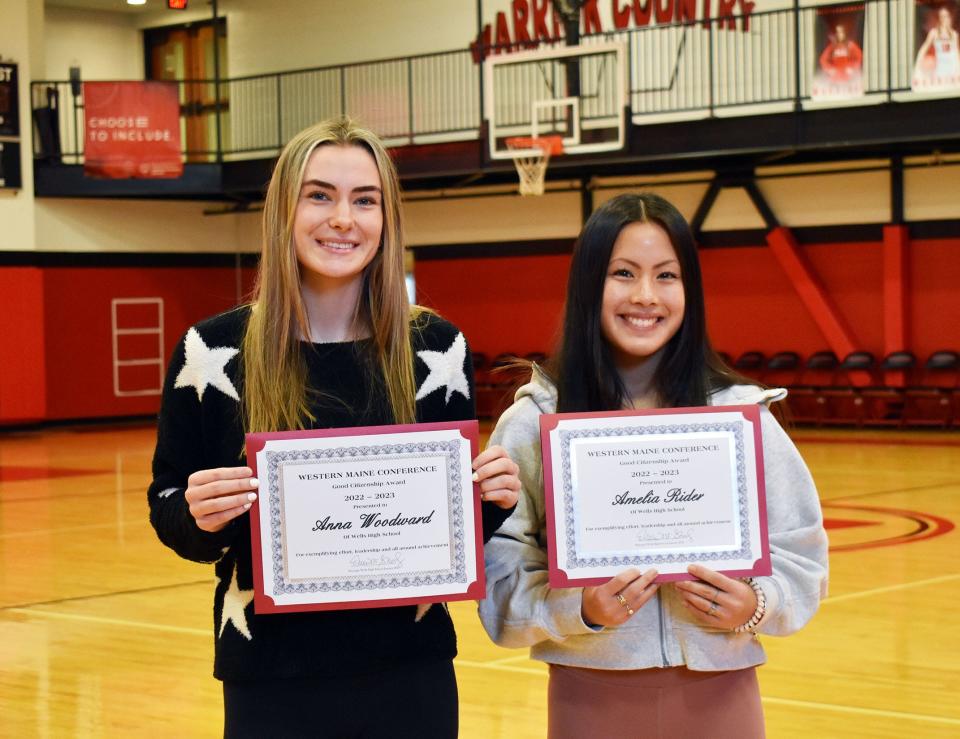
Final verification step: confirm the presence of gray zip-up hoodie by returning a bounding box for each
[478,367,829,671]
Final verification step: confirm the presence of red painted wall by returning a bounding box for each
[414,252,572,361]
[0,267,47,423]
[0,263,256,424]
[910,239,960,355]
[2,234,958,423]
[42,266,255,421]
[701,241,886,359]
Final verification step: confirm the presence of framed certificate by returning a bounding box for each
[540,405,771,587]
[245,420,484,613]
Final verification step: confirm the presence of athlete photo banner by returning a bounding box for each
[83,81,183,178]
[912,0,960,91]
[811,3,865,101]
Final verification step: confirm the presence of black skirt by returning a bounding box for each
[222,658,458,739]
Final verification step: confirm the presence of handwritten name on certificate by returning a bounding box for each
[540,406,771,587]
[246,421,485,613]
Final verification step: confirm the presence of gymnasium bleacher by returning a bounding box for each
[730,348,960,427]
[473,348,960,428]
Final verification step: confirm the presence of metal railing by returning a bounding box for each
[29,0,947,165]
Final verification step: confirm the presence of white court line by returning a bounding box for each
[0,518,149,539]
[822,573,960,605]
[456,658,545,676]
[487,654,537,666]
[1,609,547,673]
[9,609,959,726]
[10,573,960,728]
[4,607,209,636]
[458,661,959,726]
[760,696,960,727]
[10,573,958,632]
[457,660,959,725]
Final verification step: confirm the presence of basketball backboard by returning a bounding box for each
[484,41,627,161]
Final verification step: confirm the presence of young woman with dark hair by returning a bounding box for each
[547,192,744,413]
[148,117,519,738]
[479,193,828,738]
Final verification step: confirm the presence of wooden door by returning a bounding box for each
[145,20,227,162]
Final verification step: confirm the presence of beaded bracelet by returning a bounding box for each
[733,578,767,634]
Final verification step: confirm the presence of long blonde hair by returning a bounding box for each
[242,117,418,432]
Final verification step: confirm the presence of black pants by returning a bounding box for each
[222,659,458,739]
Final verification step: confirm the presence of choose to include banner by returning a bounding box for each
[83,81,183,178]
[913,0,960,91]
[811,4,866,101]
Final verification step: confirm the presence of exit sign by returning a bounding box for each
[168,0,188,8]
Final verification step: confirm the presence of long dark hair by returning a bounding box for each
[547,192,747,413]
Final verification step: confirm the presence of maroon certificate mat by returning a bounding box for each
[246,420,484,613]
[540,405,771,587]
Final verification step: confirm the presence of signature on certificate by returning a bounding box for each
[348,553,406,571]
[635,528,695,546]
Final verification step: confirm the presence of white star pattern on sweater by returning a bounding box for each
[174,327,240,402]
[219,563,254,641]
[415,332,470,403]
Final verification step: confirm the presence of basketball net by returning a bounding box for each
[506,136,563,196]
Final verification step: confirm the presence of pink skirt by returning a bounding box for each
[547,664,765,739]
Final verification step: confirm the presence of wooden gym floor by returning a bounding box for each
[0,422,958,738]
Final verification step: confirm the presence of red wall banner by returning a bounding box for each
[83,81,183,179]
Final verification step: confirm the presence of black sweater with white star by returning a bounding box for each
[148,306,513,681]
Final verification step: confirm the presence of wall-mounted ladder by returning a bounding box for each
[111,297,164,397]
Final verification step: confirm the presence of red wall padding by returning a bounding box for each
[700,241,886,359]
[414,252,572,360]
[0,267,47,423]
[414,238,960,364]
[0,264,256,424]
[910,238,959,355]
[2,235,958,423]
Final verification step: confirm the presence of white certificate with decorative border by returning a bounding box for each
[540,406,771,586]
[246,421,484,613]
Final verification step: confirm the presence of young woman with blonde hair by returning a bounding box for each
[914,5,960,88]
[148,118,519,738]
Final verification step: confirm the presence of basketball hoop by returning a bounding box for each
[505,135,564,196]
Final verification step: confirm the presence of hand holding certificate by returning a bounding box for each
[540,405,771,586]
[246,421,485,613]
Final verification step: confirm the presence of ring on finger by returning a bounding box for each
[707,601,719,616]
[615,593,628,608]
